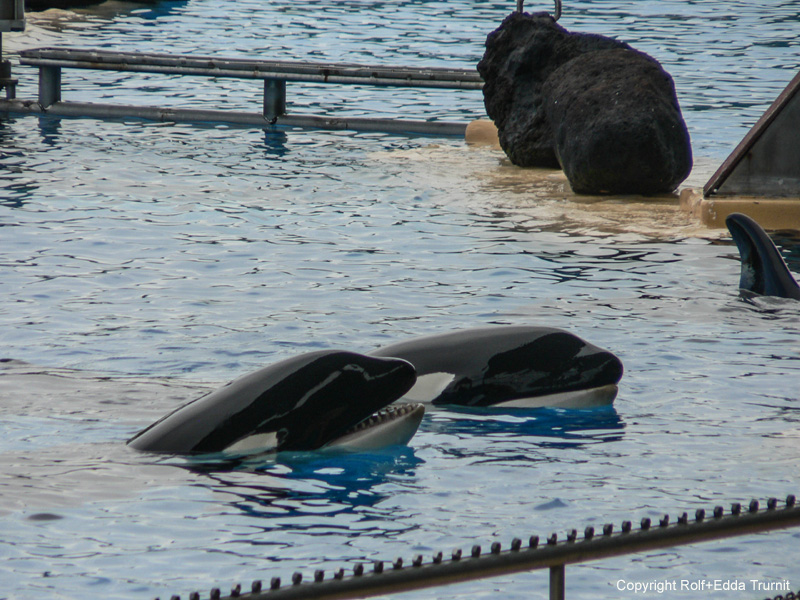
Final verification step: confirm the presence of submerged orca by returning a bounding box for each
[128,350,424,456]
[370,326,623,409]
[725,213,800,300]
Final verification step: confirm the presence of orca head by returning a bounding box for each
[725,213,800,300]
[128,350,423,456]
[371,326,623,409]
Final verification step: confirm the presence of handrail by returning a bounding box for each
[18,48,484,89]
[6,47,485,134]
[164,495,800,600]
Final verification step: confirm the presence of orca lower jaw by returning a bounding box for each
[324,403,425,451]
[490,384,618,409]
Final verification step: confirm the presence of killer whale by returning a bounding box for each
[128,327,621,454]
[370,326,623,409]
[128,350,424,456]
[725,213,800,300]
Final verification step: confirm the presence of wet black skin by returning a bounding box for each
[726,213,800,300]
[370,326,623,407]
[128,350,417,454]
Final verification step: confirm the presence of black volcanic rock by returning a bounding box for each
[477,12,627,169]
[543,47,692,194]
[478,11,692,195]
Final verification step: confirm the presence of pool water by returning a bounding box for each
[1,1,799,599]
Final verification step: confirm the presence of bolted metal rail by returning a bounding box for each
[161,495,800,600]
[2,47,485,135]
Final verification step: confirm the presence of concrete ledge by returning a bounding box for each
[680,188,800,230]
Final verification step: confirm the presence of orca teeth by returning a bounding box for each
[344,403,422,435]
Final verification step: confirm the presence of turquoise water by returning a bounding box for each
[1,1,800,599]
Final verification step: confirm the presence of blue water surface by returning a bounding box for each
[1,1,799,599]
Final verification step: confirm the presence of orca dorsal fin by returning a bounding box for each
[725,213,800,300]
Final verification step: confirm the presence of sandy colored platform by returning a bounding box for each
[680,188,800,230]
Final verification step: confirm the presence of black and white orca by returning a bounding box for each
[370,325,623,409]
[128,350,424,456]
[726,212,800,300]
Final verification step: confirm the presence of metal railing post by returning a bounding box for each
[549,565,565,600]
[263,78,286,122]
[38,65,61,106]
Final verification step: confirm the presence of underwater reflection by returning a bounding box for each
[37,115,62,147]
[0,121,37,208]
[422,405,625,450]
[262,129,290,158]
[179,445,424,517]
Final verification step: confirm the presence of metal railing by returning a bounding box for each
[161,495,800,600]
[0,47,485,135]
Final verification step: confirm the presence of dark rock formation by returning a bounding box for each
[477,12,627,169]
[543,48,692,195]
[477,11,692,195]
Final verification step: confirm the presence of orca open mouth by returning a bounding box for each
[326,402,425,450]
[344,403,423,434]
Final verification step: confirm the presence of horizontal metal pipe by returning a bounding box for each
[207,498,800,600]
[19,59,483,89]
[20,47,483,79]
[18,49,484,89]
[0,99,469,136]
